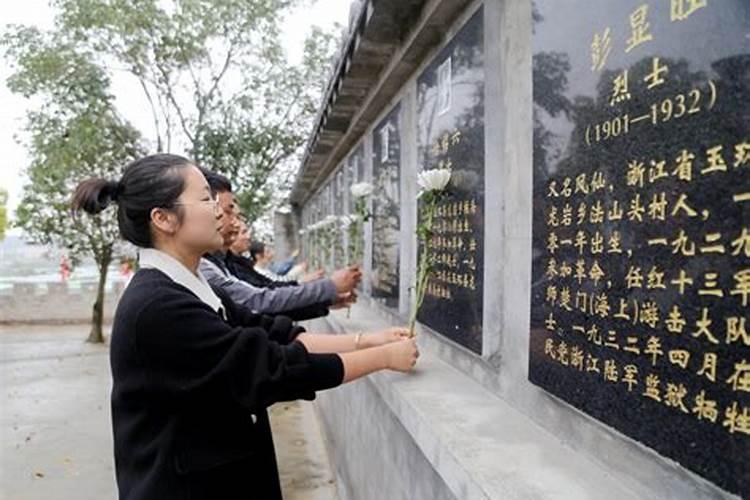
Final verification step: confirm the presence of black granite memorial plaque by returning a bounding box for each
[333,168,346,268]
[320,182,334,271]
[530,1,750,495]
[371,104,402,307]
[416,8,484,354]
[348,144,365,184]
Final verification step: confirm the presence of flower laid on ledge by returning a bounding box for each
[408,168,453,337]
[348,182,373,265]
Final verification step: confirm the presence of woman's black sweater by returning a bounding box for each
[110,268,343,499]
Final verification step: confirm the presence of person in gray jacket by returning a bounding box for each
[199,169,360,314]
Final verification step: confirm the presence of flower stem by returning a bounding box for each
[408,196,437,337]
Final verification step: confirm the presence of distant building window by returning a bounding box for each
[437,56,452,115]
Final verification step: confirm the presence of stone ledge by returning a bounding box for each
[312,304,640,500]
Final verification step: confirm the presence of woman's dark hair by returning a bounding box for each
[249,241,266,263]
[198,167,232,195]
[71,154,193,248]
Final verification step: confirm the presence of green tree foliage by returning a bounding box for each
[2,26,143,342]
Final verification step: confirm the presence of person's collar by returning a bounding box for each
[203,251,230,273]
[139,248,225,318]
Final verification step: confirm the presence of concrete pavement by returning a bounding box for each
[0,324,339,500]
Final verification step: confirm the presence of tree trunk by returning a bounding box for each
[86,254,111,344]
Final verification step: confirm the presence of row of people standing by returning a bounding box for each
[72,154,419,500]
[198,168,354,322]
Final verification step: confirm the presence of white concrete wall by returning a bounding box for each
[297,0,740,498]
[0,281,125,324]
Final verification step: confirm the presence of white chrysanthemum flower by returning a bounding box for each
[350,182,374,199]
[417,168,452,194]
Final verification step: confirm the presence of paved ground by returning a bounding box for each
[270,402,339,500]
[0,324,339,500]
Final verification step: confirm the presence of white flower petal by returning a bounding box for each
[417,168,452,193]
[350,182,374,198]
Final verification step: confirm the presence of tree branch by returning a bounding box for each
[136,75,164,151]
[153,59,195,146]
[194,38,236,152]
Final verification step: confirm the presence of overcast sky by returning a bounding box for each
[0,0,351,235]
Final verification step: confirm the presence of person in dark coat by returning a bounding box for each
[71,154,419,500]
[226,218,315,289]
[222,218,338,322]
[197,170,358,318]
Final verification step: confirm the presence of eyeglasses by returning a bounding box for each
[173,199,220,210]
